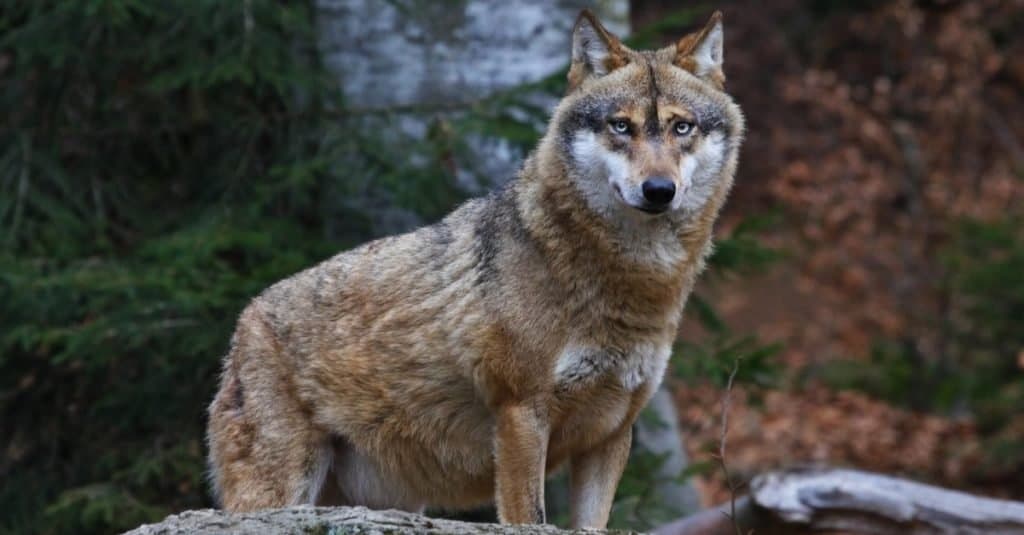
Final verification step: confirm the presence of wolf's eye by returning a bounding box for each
[674,121,695,136]
[609,119,631,135]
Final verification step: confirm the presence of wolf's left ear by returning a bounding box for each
[568,10,628,92]
[674,11,725,89]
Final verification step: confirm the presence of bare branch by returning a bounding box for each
[716,357,744,535]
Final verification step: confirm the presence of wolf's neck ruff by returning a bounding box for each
[517,153,691,274]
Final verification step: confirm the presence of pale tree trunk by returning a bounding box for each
[632,387,702,516]
[314,0,630,238]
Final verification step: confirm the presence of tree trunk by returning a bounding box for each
[632,387,702,516]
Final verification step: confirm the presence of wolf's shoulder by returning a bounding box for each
[246,189,470,297]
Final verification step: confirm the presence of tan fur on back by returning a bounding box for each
[207,9,743,528]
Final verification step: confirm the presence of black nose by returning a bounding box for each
[641,177,676,206]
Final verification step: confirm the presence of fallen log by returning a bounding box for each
[655,467,1024,535]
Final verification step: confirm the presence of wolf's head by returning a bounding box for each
[547,10,744,223]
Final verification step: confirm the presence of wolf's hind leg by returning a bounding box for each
[207,306,330,511]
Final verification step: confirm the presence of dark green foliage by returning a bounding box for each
[674,214,785,389]
[705,213,785,277]
[811,341,923,408]
[934,219,1024,477]
[819,218,1024,415]
[945,219,1024,368]
[610,449,680,529]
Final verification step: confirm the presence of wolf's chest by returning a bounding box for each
[553,342,671,392]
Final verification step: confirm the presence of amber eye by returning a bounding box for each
[609,119,631,135]
[674,121,695,136]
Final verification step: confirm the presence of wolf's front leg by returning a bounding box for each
[494,403,549,524]
[569,426,632,529]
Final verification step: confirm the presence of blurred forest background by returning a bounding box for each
[1,1,1022,534]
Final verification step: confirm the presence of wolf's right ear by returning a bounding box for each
[674,11,725,89]
[568,10,628,92]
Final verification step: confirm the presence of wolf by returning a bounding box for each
[207,9,743,528]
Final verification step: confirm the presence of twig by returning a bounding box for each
[717,357,745,535]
